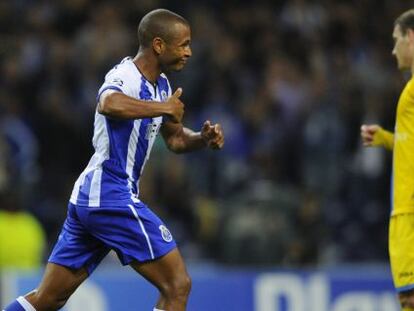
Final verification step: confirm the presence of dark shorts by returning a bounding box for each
[48,202,176,274]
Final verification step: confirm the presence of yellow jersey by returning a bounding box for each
[375,78,414,215]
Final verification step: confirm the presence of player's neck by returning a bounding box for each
[133,51,161,84]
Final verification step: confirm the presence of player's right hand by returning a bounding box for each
[166,88,184,123]
[360,124,381,147]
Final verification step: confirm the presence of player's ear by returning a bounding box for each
[153,37,165,55]
[407,28,414,42]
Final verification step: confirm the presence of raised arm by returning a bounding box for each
[161,120,224,153]
[361,124,394,150]
[98,88,184,122]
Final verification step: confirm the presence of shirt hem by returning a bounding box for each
[69,197,140,207]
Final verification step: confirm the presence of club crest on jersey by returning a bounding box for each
[159,225,173,242]
[161,90,168,101]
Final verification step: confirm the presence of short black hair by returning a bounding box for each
[138,9,189,48]
[395,9,414,35]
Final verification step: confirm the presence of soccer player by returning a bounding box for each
[361,9,414,311]
[3,9,224,311]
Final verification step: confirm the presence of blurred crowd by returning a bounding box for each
[0,0,410,268]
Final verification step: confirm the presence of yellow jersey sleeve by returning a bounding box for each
[372,128,394,150]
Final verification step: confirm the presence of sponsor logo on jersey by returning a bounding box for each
[399,271,414,278]
[145,122,161,140]
[111,78,124,87]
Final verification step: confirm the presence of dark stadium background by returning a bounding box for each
[0,0,412,271]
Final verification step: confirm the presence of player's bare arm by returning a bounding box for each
[161,119,224,153]
[98,88,184,122]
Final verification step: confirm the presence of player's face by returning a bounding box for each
[392,24,414,70]
[160,23,192,72]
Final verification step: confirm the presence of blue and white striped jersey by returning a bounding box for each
[70,57,171,207]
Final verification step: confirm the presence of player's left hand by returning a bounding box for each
[201,120,224,150]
